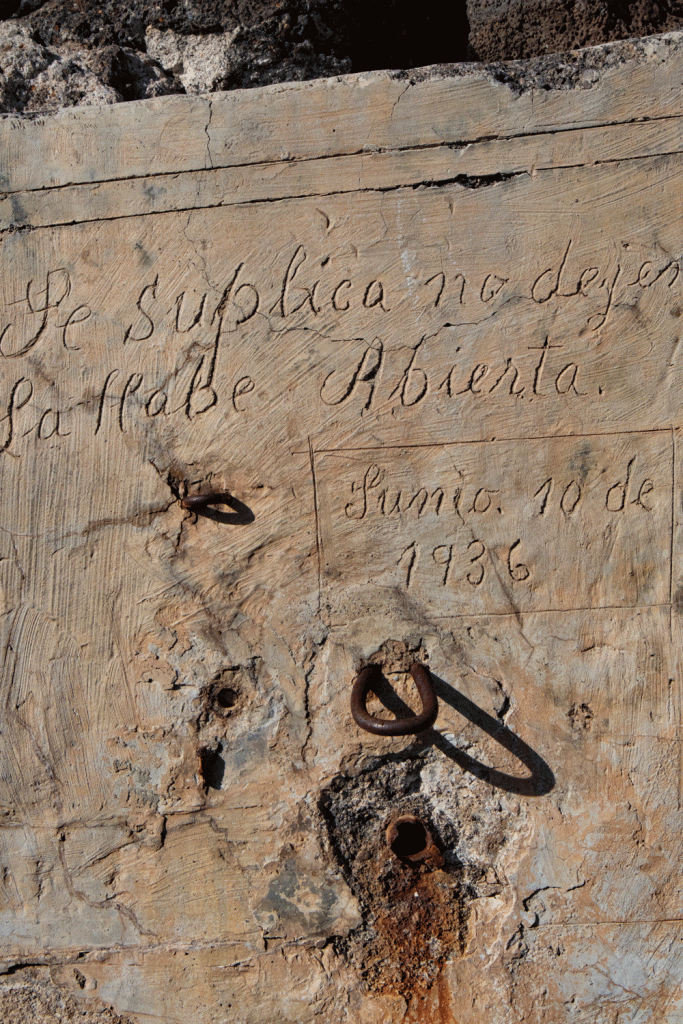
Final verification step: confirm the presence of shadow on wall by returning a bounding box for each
[329,0,472,70]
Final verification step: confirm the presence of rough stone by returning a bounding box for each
[0,967,134,1024]
[0,22,180,113]
[467,0,683,62]
[145,26,241,94]
[5,0,464,96]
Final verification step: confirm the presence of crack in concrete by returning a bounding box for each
[205,98,214,170]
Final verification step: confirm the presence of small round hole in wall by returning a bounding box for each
[215,687,239,709]
[387,815,429,859]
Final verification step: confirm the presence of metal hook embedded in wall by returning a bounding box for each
[180,492,229,512]
[181,490,255,524]
[351,662,438,735]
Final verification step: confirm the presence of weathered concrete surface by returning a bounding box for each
[1,30,683,1024]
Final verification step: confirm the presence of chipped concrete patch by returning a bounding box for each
[319,749,530,994]
[0,967,134,1024]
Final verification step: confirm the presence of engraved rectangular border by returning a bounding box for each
[309,428,676,627]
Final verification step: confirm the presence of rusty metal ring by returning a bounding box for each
[351,662,438,735]
[181,492,229,511]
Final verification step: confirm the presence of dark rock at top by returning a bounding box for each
[466,0,683,62]
[7,0,470,82]
[0,0,682,113]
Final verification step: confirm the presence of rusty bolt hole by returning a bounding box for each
[387,815,429,860]
[385,814,443,867]
[199,669,248,721]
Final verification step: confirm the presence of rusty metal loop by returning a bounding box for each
[351,662,438,735]
[180,492,230,511]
